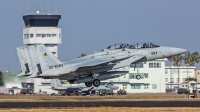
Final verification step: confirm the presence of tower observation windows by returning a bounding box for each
[47,34,51,37]
[52,34,57,37]
[42,34,46,38]
[36,34,57,38]
[30,34,34,38]
[23,15,61,27]
[36,34,42,37]
[24,34,29,39]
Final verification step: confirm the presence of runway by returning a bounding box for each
[0,101,200,108]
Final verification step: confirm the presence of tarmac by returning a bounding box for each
[0,101,200,108]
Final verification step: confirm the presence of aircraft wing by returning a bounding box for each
[112,54,146,69]
[72,54,132,72]
[75,54,145,71]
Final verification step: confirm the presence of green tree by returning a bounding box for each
[192,52,200,76]
[0,71,4,86]
[191,52,200,91]
[173,55,182,88]
[167,56,175,89]
[183,52,194,89]
[78,53,87,58]
[185,77,197,82]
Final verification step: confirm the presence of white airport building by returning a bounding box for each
[165,66,196,89]
[102,59,166,93]
[103,59,196,93]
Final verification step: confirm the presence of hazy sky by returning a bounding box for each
[0,0,200,72]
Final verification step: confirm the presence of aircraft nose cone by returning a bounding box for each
[171,47,188,56]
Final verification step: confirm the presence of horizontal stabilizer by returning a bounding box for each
[17,72,32,77]
[27,74,38,79]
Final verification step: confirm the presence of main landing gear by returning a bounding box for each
[69,80,75,84]
[85,79,101,87]
[85,82,93,87]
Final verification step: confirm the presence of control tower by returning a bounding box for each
[22,11,61,94]
[23,11,61,57]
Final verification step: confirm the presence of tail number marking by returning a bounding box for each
[49,64,64,69]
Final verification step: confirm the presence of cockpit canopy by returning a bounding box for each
[129,42,160,49]
[105,42,160,50]
[106,43,130,50]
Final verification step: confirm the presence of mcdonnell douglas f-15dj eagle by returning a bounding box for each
[16,42,187,87]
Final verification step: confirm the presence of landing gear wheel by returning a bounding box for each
[85,82,92,87]
[93,79,100,87]
[69,80,75,84]
[136,75,141,80]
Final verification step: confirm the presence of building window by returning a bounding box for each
[140,73,144,79]
[59,34,61,38]
[129,73,134,79]
[42,34,46,38]
[149,63,153,68]
[123,83,127,89]
[30,34,34,38]
[183,78,186,82]
[171,78,174,83]
[191,83,195,86]
[149,63,161,68]
[24,34,29,39]
[176,78,179,83]
[131,84,141,89]
[165,78,168,82]
[165,69,168,74]
[47,34,51,37]
[129,73,146,79]
[144,73,148,78]
[157,63,161,68]
[52,34,57,37]
[135,84,141,89]
[171,69,178,74]
[36,34,42,37]
[131,84,135,89]
[153,63,157,68]
[152,84,157,89]
[182,71,192,73]
[130,62,143,68]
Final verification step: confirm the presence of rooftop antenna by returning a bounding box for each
[40,4,41,12]
[34,5,35,13]
[56,6,57,14]
[46,4,47,14]
[26,4,29,14]
[53,5,55,14]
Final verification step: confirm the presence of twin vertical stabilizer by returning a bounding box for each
[16,45,64,78]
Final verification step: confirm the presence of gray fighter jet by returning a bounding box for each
[16,42,187,87]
